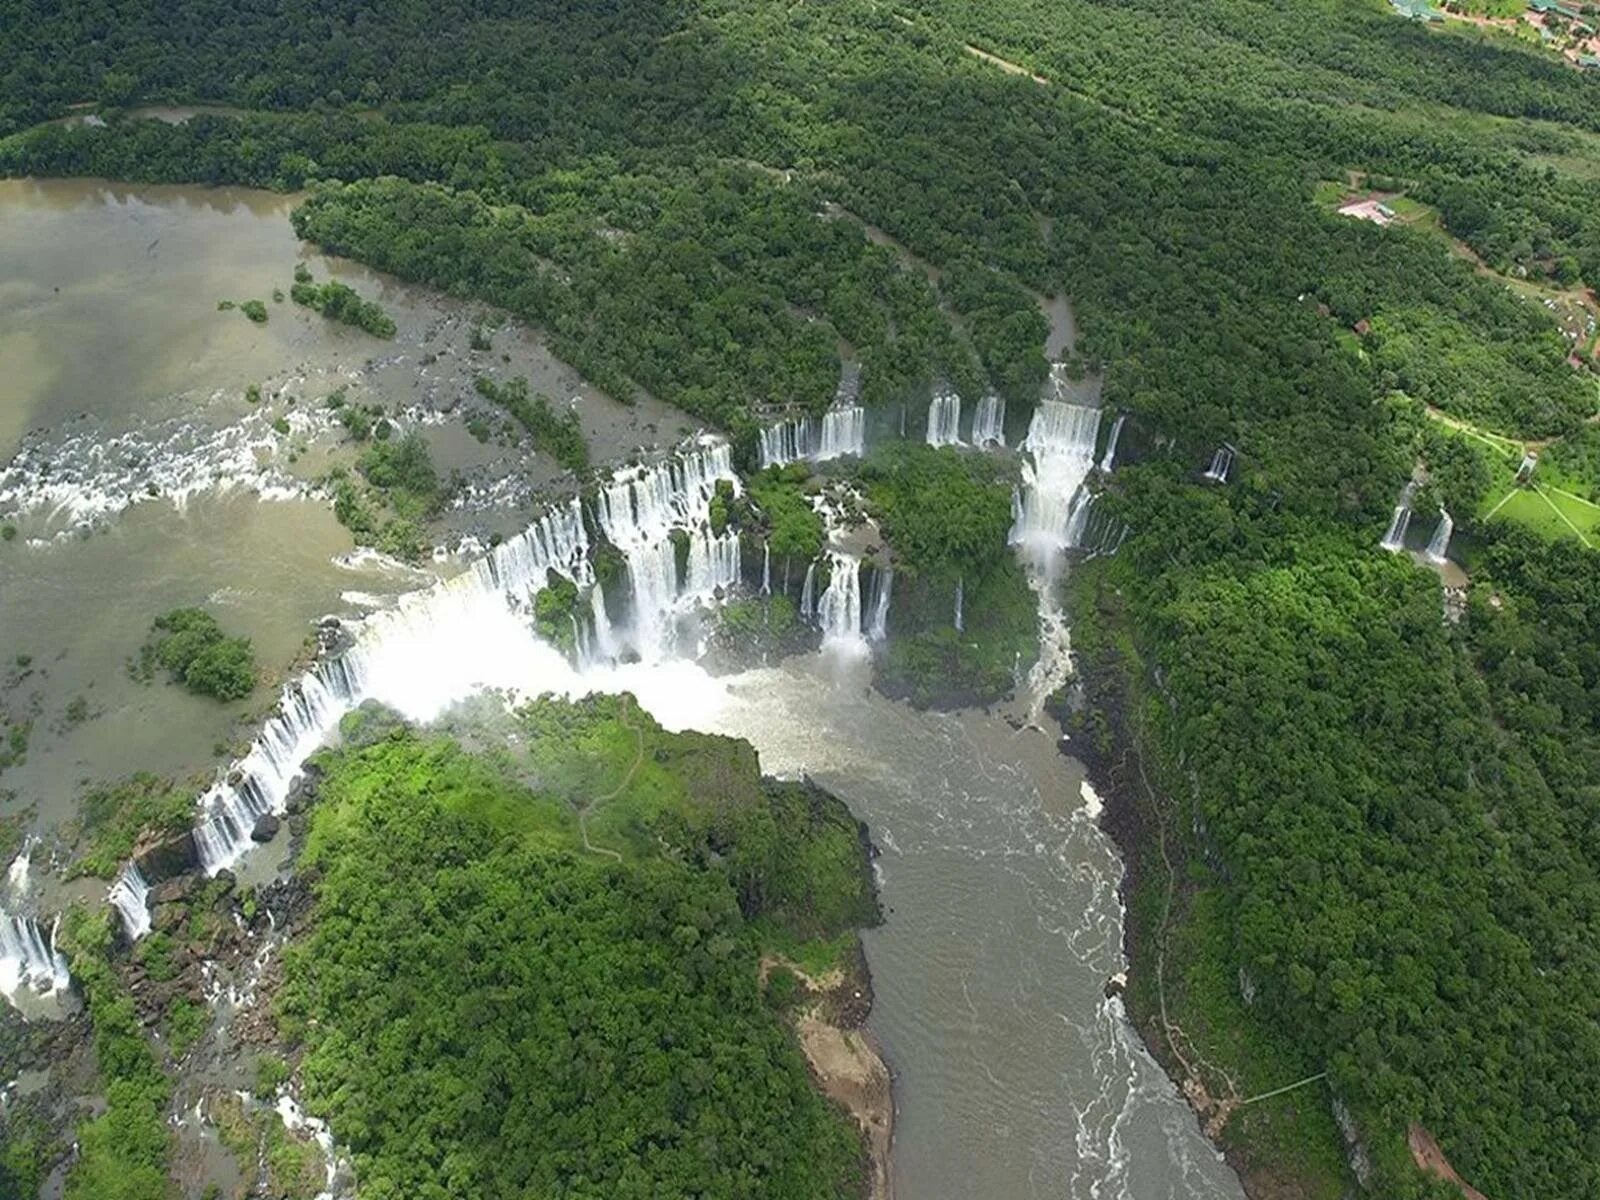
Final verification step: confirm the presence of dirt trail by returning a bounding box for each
[577,696,642,862]
[1409,1124,1489,1200]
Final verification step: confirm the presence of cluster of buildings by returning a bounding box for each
[1390,0,1600,68]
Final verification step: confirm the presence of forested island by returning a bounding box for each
[4,1,1600,1198]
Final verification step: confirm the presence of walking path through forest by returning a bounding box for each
[577,697,643,862]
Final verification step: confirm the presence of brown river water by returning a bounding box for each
[0,179,1244,1199]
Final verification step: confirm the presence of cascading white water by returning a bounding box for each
[5,836,35,897]
[1203,446,1233,483]
[868,566,893,643]
[818,406,866,460]
[800,562,817,618]
[1426,510,1454,564]
[109,865,152,941]
[1,911,70,1003]
[585,586,619,667]
[595,445,740,661]
[817,553,867,656]
[971,396,1006,448]
[195,497,593,873]
[926,391,963,447]
[761,541,771,596]
[757,406,866,468]
[1381,481,1417,552]
[1100,413,1126,473]
[759,421,807,468]
[954,576,965,633]
[1009,401,1103,572]
[1009,395,1106,725]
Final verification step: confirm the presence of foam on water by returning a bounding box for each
[0,406,330,537]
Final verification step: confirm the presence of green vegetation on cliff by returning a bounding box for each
[57,909,172,1200]
[861,445,1036,708]
[5,0,1600,1192]
[278,698,876,1199]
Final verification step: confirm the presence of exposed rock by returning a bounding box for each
[150,875,200,906]
[213,869,237,896]
[283,767,320,814]
[251,813,281,843]
[134,829,200,882]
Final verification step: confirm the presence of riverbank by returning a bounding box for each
[1057,568,1356,1200]
[765,945,893,1200]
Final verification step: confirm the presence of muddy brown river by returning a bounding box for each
[0,179,1245,1199]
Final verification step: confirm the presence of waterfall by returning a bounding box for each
[588,586,619,663]
[759,421,807,469]
[761,542,772,595]
[1203,446,1233,483]
[5,836,35,897]
[1009,396,1105,726]
[817,406,866,460]
[899,404,907,439]
[972,396,1006,448]
[1,911,70,1004]
[757,406,866,468]
[799,561,817,618]
[926,391,963,447]
[1099,413,1126,472]
[688,531,741,596]
[1380,481,1417,552]
[109,865,152,941]
[1009,401,1103,572]
[954,576,965,633]
[817,553,867,656]
[595,445,740,661]
[1426,510,1454,564]
[867,565,893,642]
[196,496,593,873]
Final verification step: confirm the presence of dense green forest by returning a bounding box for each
[4,0,1600,1194]
[279,698,877,1199]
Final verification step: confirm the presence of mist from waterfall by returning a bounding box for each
[1381,481,1417,552]
[926,391,962,447]
[817,553,868,657]
[189,445,752,874]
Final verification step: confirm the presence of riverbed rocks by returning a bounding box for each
[133,828,199,881]
[250,813,280,843]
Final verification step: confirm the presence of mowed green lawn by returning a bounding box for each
[1487,485,1599,546]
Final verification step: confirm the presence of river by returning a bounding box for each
[0,180,1243,1199]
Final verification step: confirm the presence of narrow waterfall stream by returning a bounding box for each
[926,391,963,447]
